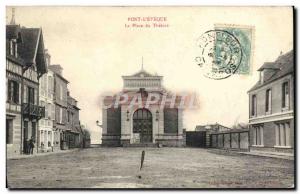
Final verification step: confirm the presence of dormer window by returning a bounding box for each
[10,39,17,57]
[260,71,264,84]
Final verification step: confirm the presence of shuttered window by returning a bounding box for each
[7,80,19,104]
[164,108,178,133]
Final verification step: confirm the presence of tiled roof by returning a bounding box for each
[249,50,294,92]
[6,25,47,74]
[257,62,280,71]
[18,28,40,65]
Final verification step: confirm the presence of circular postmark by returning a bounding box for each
[195,30,243,80]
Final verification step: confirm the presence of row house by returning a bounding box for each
[248,50,294,153]
[38,51,60,152]
[6,24,47,156]
[65,93,83,149]
[48,65,69,150]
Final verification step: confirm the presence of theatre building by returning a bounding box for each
[101,68,185,147]
[248,50,294,153]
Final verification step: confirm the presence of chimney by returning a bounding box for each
[44,49,51,66]
[10,8,16,25]
[49,64,63,76]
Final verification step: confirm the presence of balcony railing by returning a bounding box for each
[22,103,45,120]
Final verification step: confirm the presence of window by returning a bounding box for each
[48,103,51,118]
[253,126,263,146]
[48,76,52,98]
[265,89,272,113]
[59,107,63,124]
[260,71,264,84]
[7,80,19,104]
[10,40,17,57]
[32,122,36,139]
[251,95,257,116]
[282,82,289,109]
[40,101,45,122]
[275,122,290,147]
[6,119,13,144]
[40,130,44,146]
[60,85,63,101]
[45,103,48,118]
[71,113,74,126]
[51,104,55,120]
[28,87,35,104]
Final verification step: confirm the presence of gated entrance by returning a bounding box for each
[186,131,206,147]
[133,108,152,143]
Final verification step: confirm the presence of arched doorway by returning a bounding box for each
[133,108,152,143]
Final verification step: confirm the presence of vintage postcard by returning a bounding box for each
[5,6,294,189]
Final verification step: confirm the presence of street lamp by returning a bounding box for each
[96,120,102,128]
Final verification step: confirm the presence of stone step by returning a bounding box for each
[122,143,159,148]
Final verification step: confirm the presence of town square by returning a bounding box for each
[5,6,294,189]
[7,148,294,188]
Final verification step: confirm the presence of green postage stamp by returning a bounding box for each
[214,24,255,75]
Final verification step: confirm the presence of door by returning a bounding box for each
[133,109,152,143]
[23,121,28,153]
[28,87,35,104]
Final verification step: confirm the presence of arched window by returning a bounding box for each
[133,108,152,120]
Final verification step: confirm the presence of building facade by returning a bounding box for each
[38,51,60,152]
[248,50,294,153]
[6,24,47,156]
[101,68,184,147]
[65,93,82,149]
[49,65,69,150]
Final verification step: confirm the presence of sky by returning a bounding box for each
[6,6,293,143]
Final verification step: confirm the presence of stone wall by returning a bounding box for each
[211,131,249,150]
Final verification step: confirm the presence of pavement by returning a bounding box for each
[238,150,294,160]
[7,148,81,160]
[6,147,294,189]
